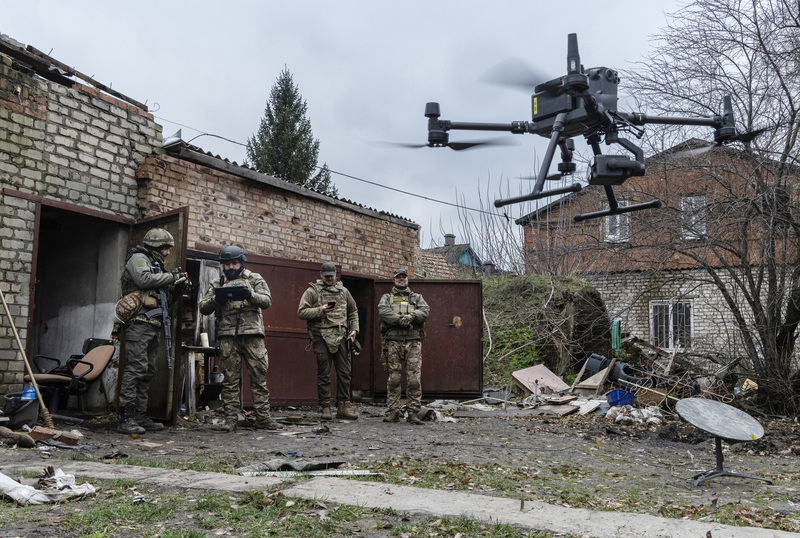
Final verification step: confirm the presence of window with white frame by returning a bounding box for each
[604,200,629,242]
[681,195,707,240]
[650,299,693,350]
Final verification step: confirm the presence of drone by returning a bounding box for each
[421,33,756,221]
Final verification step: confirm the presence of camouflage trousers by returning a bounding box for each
[120,320,160,413]
[383,340,422,414]
[312,336,352,405]
[218,335,272,422]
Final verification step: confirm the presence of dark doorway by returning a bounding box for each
[31,205,128,409]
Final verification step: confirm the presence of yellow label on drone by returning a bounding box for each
[533,97,538,116]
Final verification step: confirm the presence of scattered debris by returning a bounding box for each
[0,426,35,448]
[0,467,95,505]
[606,405,663,426]
[512,364,570,395]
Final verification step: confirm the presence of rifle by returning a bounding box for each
[346,320,352,359]
[158,287,173,370]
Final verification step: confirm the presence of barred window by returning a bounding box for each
[650,299,692,350]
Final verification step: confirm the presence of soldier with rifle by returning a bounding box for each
[117,228,187,435]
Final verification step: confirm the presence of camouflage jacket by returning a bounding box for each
[120,246,177,324]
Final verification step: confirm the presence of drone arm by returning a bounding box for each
[447,121,531,133]
[619,95,737,144]
[621,112,719,128]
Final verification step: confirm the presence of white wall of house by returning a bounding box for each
[583,269,750,363]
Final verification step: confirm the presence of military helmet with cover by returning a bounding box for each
[143,228,174,249]
[219,245,247,263]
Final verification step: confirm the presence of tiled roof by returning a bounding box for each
[414,246,457,279]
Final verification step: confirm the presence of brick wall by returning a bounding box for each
[136,150,419,277]
[0,53,160,389]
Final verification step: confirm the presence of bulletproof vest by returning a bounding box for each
[382,290,424,341]
[314,283,348,329]
[391,294,418,316]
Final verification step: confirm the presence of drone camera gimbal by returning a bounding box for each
[423,33,746,221]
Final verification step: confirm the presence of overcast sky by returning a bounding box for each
[4,1,683,250]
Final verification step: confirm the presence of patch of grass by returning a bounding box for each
[354,455,800,533]
[3,480,378,537]
[389,515,556,537]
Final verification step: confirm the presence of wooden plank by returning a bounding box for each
[512,364,569,395]
[593,357,617,395]
[570,357,589,392]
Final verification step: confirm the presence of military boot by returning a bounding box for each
[336,401,358,420]
[383,409,400,423]
[320,404,332,421]
[136,412,164,431]
[118,403,145,435]
[407,413,424,425]
[211,416,237,432]
[254,416,284,430]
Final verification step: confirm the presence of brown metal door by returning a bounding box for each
[372,280,483,399]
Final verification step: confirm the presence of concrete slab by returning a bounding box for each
[2,459,797,537]
[285,477,800,538]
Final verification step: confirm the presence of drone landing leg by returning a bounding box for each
[573,188,662,222]
[494,113,582,208]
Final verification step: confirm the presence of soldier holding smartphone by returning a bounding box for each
[298,262,360,420]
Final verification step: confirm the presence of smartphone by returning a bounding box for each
[327,301,336,307]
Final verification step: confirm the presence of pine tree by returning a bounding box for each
[246,67,338,196]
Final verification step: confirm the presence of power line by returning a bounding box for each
[155,115,514,219]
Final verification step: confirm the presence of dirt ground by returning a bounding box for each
[2,400,800,535]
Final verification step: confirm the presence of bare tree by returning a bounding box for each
[625,0,800,413]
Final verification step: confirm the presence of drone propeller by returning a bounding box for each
[733,126,770,144]
[478,57,551,92]
[373,137,516,151]
[516,173,564,181]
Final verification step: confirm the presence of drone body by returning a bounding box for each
[423,34,748,221]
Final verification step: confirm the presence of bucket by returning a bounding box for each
[3,392,39,429]
[607,389,634,407]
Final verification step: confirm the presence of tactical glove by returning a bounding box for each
[399,316,412,328]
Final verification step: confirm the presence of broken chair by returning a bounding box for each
[24,339,116,414]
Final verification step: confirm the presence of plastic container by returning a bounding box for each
[607,389,634,407]
[3,392,39,429]
[584,353,610,375]
[21,386,36,399]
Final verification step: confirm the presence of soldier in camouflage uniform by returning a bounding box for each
[378,268,430,425]
[198,246,282,431]
[118,228,186,434]
[297,262,360,421]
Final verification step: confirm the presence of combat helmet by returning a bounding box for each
[143,228,174,249]
[219,245,247,263]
